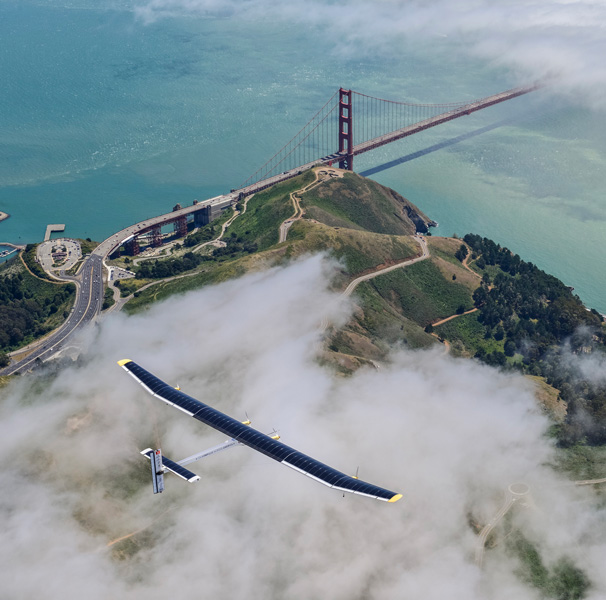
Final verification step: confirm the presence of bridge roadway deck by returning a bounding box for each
[353,85,539,156]
[93,194,238,259]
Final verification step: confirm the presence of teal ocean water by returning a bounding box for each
[1,2,605,311]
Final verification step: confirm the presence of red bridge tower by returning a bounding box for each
[338,88,354,170]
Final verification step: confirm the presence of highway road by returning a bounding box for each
[1,194,240,375]
[1,174,291,376]
[1,254,104,375]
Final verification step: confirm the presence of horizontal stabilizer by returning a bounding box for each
[161,455,200,483]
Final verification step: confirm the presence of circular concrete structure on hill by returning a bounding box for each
[509,482,530,496]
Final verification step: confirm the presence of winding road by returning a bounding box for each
[341,235,430,298]
[1,254,104,375]
[1,194,245,375]
[278,168,336,243]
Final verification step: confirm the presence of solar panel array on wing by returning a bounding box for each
[120,360,401,502]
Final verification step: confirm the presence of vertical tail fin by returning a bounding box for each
[150,448,165,494]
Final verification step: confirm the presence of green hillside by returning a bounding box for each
[9,165,592,449]
[124,215,421,312]
[127,169,605,446]
[125,169,427,312]
[300,171,433,235]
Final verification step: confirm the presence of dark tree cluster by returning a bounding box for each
[136,252,210,279]
[135,236,258,280]
[466,233,602,356]
[542,348,606,446]
[183,225,216,248]
[464,233,606,446]
[0,272,75,351]
[454,244,468,262]
[464,233,524,275]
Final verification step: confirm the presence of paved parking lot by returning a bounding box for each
[37,239,82,272]
[108,266,135,281]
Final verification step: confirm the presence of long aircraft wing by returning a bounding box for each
[118,359,402,503]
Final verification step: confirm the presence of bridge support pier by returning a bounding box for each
[194,206,212,227]
[338,88,354,171]
[125,238,140,256]
[174,216,188,238]
[150,227,163,248]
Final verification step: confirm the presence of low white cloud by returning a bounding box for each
[134,0,606,108]
[1,254,605,598]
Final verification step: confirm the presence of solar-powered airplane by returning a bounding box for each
[118,359,402,503]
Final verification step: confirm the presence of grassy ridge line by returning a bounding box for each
[301,171,428,236]
[124,170,421,313]
[285,220,418,274]
[124,223,421,313]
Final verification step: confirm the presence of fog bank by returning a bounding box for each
[135,0,606,109]
[1,255,605,598]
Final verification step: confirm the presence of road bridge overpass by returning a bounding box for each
[96,194,236,258]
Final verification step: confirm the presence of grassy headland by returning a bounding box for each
[5,167,605,454]
[125,169,606,455]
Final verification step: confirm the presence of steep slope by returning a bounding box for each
[300,170,434,234]
[124,168,431,312]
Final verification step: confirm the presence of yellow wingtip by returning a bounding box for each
[388,494,403,503]
[117,359,132,367]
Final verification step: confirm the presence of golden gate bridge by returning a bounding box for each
[239,83,539,193]
[106,83,540,257]
[0,83,541,376]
